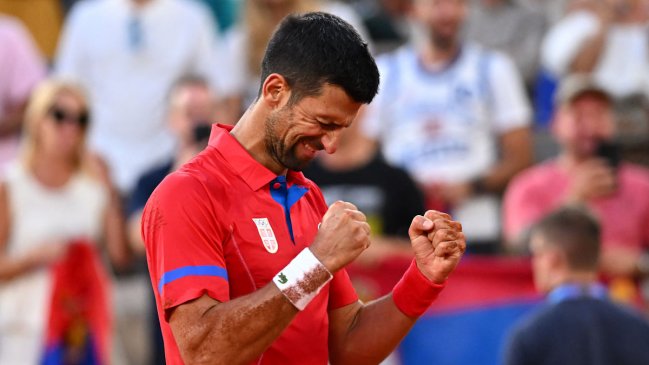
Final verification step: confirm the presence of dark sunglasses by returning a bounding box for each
[48,106,89,128]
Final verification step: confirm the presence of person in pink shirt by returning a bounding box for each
[503,74,649,290]
[0,14,46,176]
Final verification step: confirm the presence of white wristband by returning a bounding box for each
[273,248,333,310]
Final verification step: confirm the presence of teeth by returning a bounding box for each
[303,141,316,152]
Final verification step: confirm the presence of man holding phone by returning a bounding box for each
[503,74,649,302]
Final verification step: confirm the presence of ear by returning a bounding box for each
[260,73,291,109]
[547,248,567,272]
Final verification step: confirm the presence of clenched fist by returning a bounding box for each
[309,201,371,273]
[408,210,465,284]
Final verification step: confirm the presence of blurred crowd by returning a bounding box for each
[2,0,649,364]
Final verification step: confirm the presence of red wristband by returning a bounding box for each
[392,260,446,317]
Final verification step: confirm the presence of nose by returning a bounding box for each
[321,130,340,154]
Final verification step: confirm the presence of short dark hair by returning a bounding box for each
[532,206,601,271]
[259,12,379,104]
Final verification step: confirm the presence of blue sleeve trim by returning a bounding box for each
[158,265,228,292]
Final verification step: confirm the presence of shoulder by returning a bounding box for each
[376,45,416,72]
[466,43,517,75]
[151,150,228,208]
[374,45,416,92]
[508,303,558,345]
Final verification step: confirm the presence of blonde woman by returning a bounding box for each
[0,79,128,365]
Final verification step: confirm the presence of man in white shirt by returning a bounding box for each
[361,0,532,251]
[55,0,224,195]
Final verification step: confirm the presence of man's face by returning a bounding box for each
[264,84,362,171]
[553,93,615,159]
[529,233,556,294]
[168,84,217,144]
[413,0,467,50]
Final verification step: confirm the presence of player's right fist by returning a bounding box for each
[309,201,371,273]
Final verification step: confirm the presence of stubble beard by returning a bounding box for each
[264,107,310,172]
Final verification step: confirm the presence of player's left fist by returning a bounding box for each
[407,210,466,284]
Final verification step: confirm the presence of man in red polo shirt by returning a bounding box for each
[142,12,466,364]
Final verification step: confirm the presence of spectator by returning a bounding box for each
[127,75,219,257]
[0,79,128,364]
[541,0,649,147]
[303,111,425,267]
[55,0,224,195]
[465,0,547,90]
[350,0,414,54]
[125,75,218,365]
[503,75,649,302]
[361,0,532,252]
[503,206,649,365]
[220,0,371,118]
[0,14,46,176]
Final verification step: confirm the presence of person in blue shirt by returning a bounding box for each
[503,206,649,365]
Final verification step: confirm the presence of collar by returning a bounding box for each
[207,124,308,191]
[547,282,608,305]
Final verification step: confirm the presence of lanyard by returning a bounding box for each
[547,283,608,305]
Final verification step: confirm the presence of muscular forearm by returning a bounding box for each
[329,296,415,365]
[0,255,41,282]
[170,285,299,365]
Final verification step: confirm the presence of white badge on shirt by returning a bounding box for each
[252,218,278,254]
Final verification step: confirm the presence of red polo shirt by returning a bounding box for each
[142,124,359,365]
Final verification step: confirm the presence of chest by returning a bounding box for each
[384,56,492,131]
[220,188,324,298]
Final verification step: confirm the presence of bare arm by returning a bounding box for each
[570,26,608,73]
[328,212,465,364]
[570,4,610,73]
[0,182,66,281]
[328,296,415,364]
[127,210,146,255]
[431,126,532,207]
[168,201,370,364]
[87,153,131,270]
[169,285,299,365]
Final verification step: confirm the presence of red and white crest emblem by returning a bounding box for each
[252,218,278,254]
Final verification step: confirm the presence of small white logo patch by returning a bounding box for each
[252,218,278,254]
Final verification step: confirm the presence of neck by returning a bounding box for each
[549,271,598,292]
[30,152,76,188]
[230,105,286,175]
[420,41,460,70]
[558,152,591,169]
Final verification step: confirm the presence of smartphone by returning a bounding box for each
[595,141,620,170]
